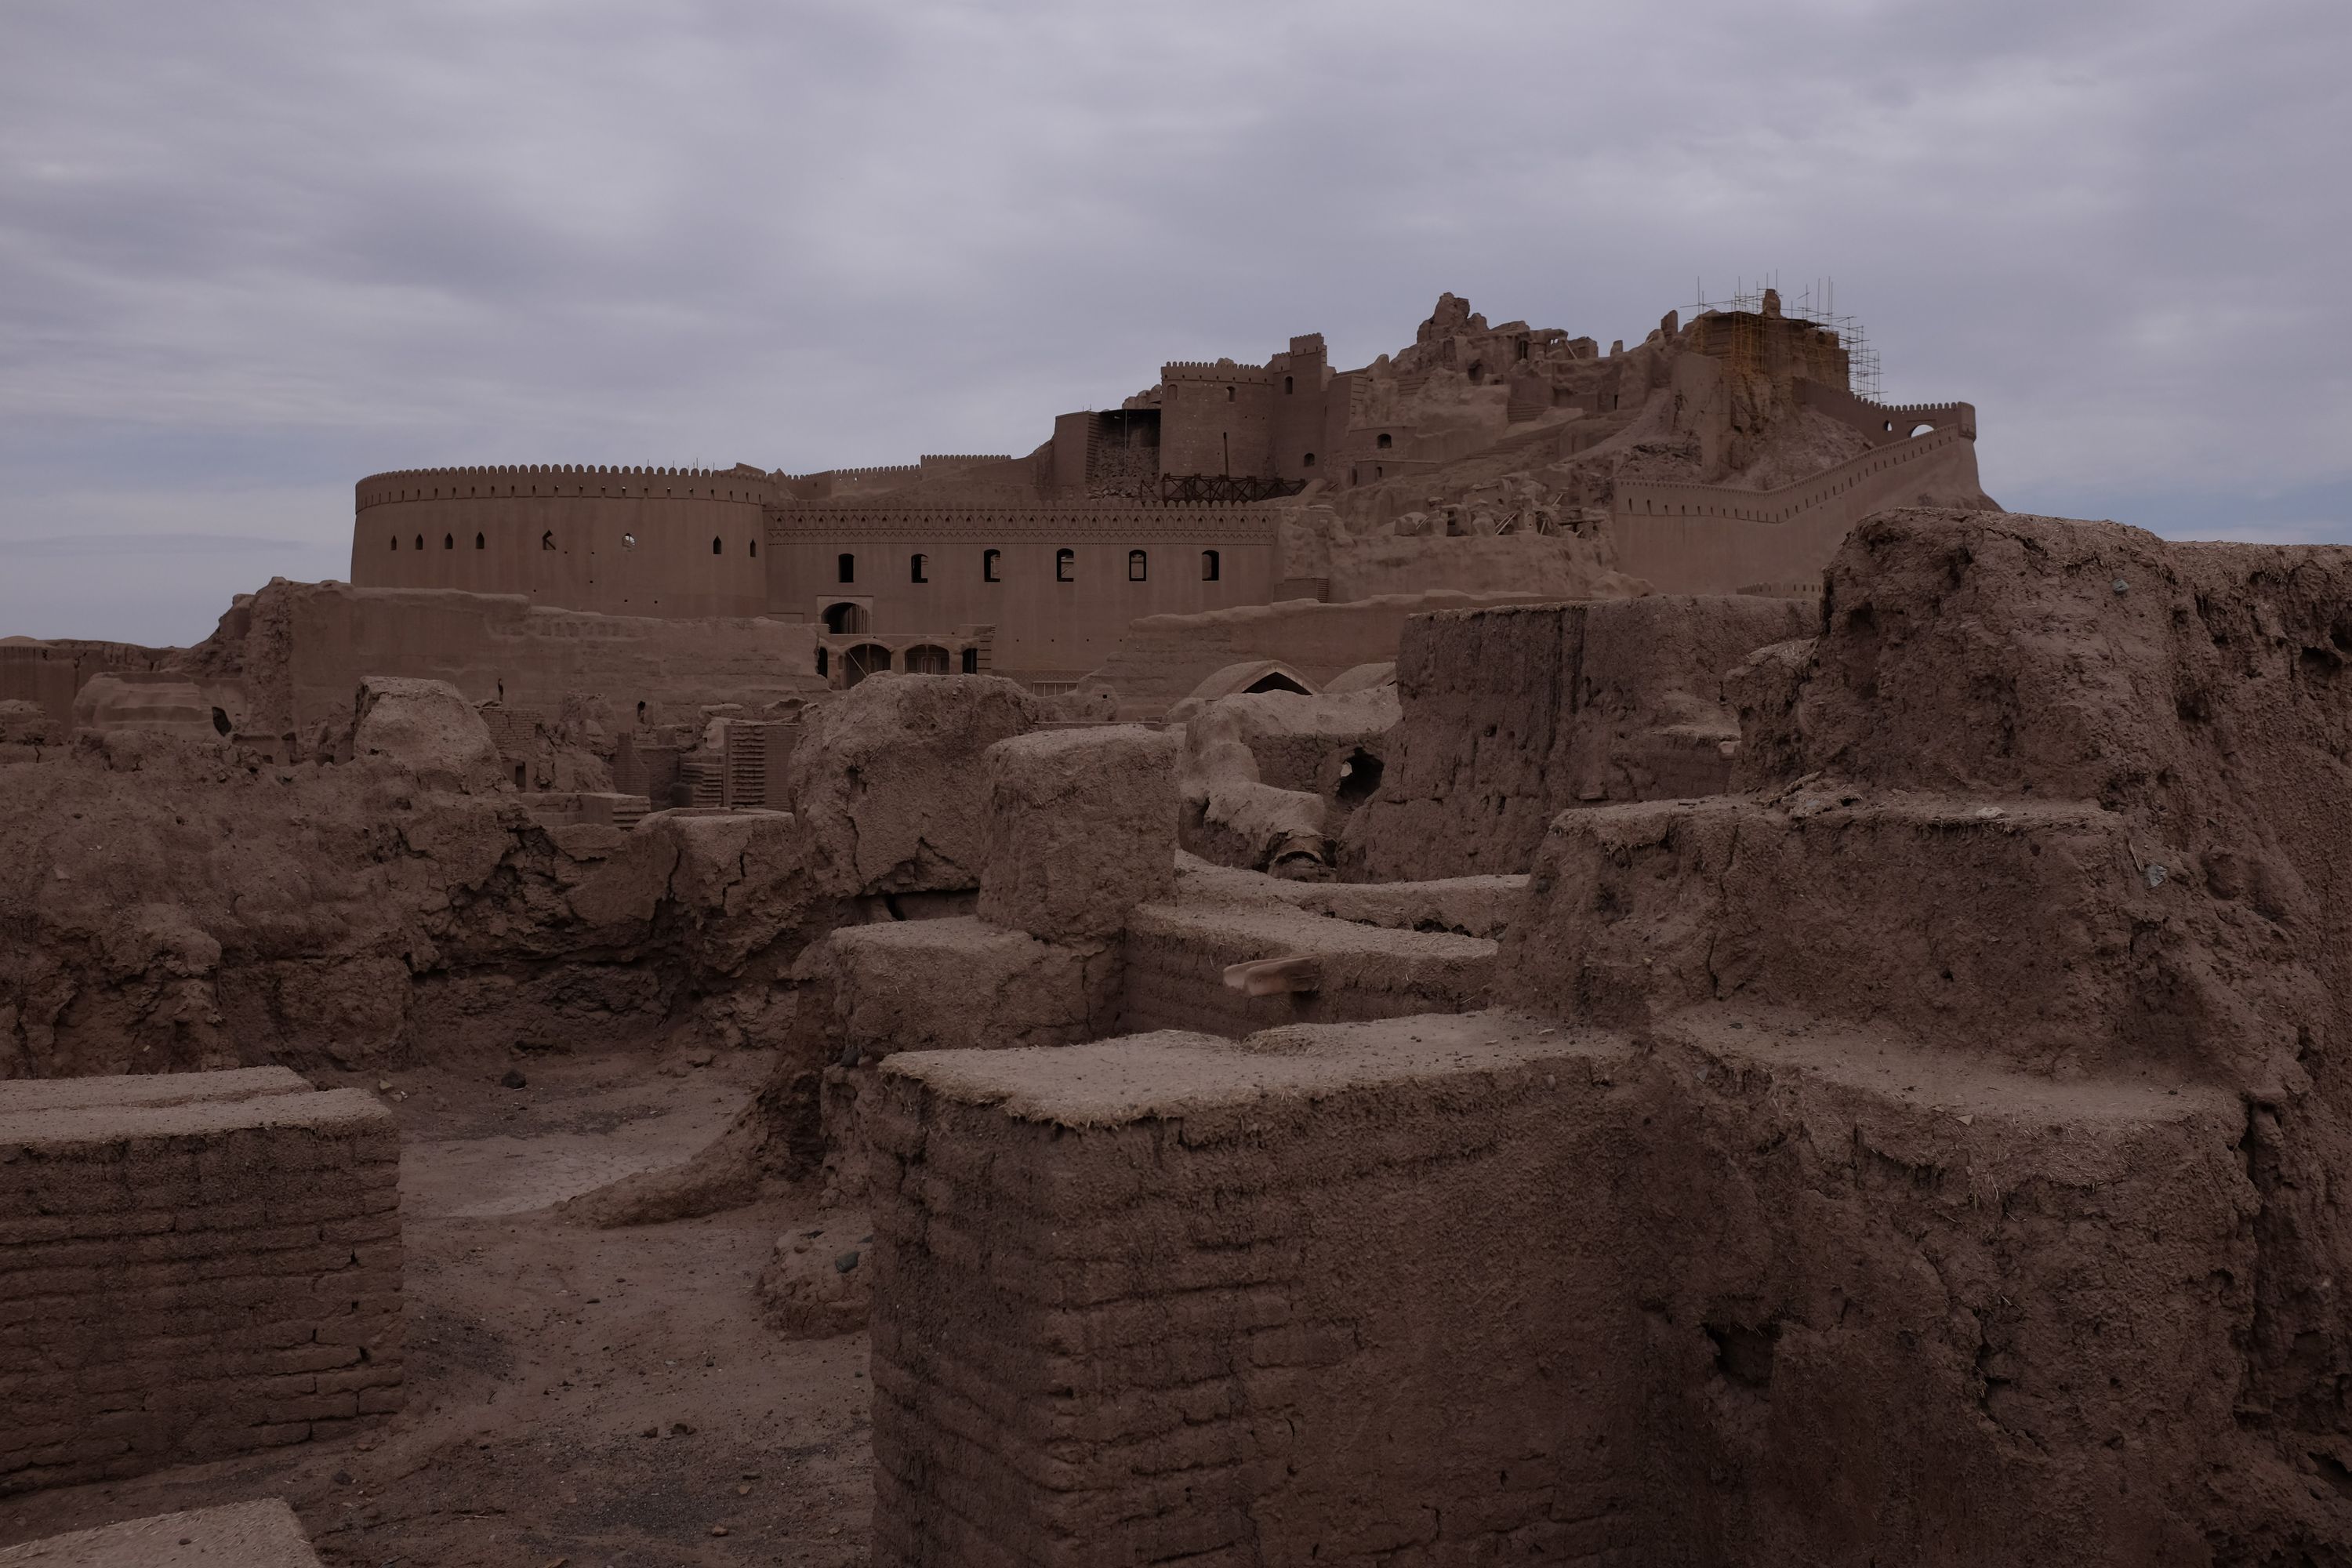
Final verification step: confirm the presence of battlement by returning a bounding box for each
[357,464,776,509]
[1863,399,1970,418]
[1160,359,1269,380]
[797,464,920,484]
[918,454,1016,467]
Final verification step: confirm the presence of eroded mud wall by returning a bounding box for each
[1345,593,1810,879]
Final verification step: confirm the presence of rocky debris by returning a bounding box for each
[0,727,824,1080]
[0,699,60,749]
[756,1214,874,1339]
[350,677,503,793]
[978,727,1178,941]
[1177,696,1345,877]
[784,675,1042,895]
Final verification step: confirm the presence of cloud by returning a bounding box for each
[3,0,2348,642]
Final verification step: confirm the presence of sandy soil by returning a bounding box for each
[0,1049,875,1566]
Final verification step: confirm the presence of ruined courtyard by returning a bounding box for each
[5,289,2351,1565]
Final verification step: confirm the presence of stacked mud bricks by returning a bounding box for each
[0,1068,401,1494]
[868,1021,1635,1566]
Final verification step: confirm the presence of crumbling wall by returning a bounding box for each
[868,1016,2260,1565]
[1344,594,1812,880]
[786,675,1043,895]
[0,1069,401,1494]
[172,579,825,738]
[0,736,822,1080]
[1083,590,1566,721]
[868,511,2352,1561]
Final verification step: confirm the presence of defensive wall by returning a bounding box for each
[207,581,823,736]
[0,638,174,735]
[1610,423,1984,594]
[768,504,1283,683]
[353,465,771,619]
[1796,382,1976,446]
[0,1068,401,1495]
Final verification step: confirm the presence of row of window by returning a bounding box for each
[389,532,757,557]
[386,534,1224,584]
[839,549,1220,586]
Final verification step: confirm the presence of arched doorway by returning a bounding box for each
[823,601,869,634]
[902,644,951,674]
[844,644,891,688]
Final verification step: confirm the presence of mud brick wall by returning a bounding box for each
[0,1067,401,1495]
[868,1021,1638,1567]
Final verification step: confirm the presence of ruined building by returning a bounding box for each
[36,290,2323,1567]
[344,289,1993,691]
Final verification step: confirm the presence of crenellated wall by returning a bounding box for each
[353,465,772,619]
[1795,382,1976,446]
[1610,424,1989,593]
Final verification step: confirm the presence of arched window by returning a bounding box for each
[1201,550,1220,582]
[389,536,397,550]
[837,552,855,584]
[442,532,453,550]
[1376,433,1393,449]
[414,534,424,550]
[910,553,929,584]
[1284,375,1294,394]
[749,539,757,557]
[1225,386,1236,401]
[712,536,722,555]
[982,549,1000,582]
[1055,548,1075,583]
[822,602,868,634]
[1302,452,1316,468]
[474,532,485,550]
[1128,549,1147,582]
[903,644,950,674]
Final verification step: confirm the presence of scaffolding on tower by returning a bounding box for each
[1688,272,1882,400]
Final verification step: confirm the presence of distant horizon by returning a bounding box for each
[6,0,2347,644]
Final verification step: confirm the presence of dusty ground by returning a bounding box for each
[0,1048,875,1566]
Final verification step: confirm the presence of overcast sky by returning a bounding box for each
[4,0,2347,644]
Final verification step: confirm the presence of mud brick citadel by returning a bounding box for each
[16,286,2352,1565]
[343,288,1987,695]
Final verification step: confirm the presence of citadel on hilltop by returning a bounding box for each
[0,287,1998,777]
[350,289,1993,690]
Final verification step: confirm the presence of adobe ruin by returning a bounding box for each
[9,289,2348,1564]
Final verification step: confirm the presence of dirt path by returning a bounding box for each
[0,1049,875,1566]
